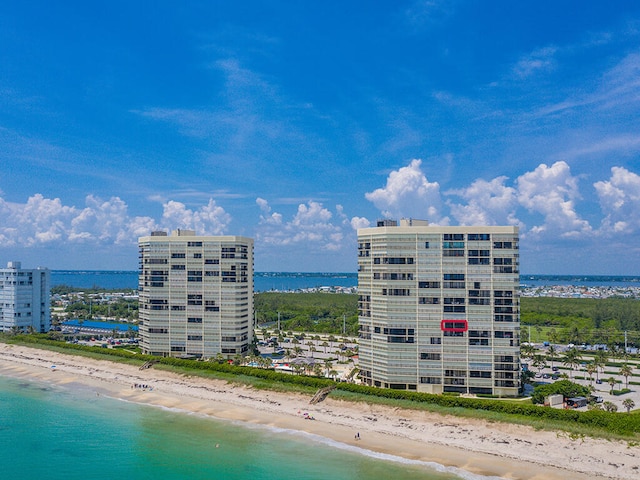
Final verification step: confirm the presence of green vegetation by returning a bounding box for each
[520,297,640,345]
[51,284,137,295]
[253,294,640,344]
[530,380,589,404]
[61,297,138,322]
[4,334,640,441]
[255,292,358,335]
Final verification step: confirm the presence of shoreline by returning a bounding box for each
[1,344,638,480]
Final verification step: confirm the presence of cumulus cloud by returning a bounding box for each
[515,161,592,238]
[350,216,371,230]
[161,199,231,235]
[594,166,640,234]
[256,197,283,225]
[0,194,232,248]
[448,176,520,226]
[364,159,446,222]
[254,200,346,251]
[363,159,629,243]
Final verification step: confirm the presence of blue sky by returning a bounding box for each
[1,1,640,274]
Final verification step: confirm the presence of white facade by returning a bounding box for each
[138,230,254,358]
[0,261,51,333]
[357,220,521,397]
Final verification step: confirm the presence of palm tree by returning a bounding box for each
[323,359,333,377]
[309,346,317,358]
[594,350,608,381]
[520,343,536,362]
[603,401,618,413]
[586,363,597,386]
[532,354,546,375]
[622,398,635,413]
[546,345,557,369]
[606,376,617,395]
[562,347,581,379]
[619,364,633,389]
[321,341,329,354]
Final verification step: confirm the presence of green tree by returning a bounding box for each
[562,347,581,379]
[606,376,617,395]
[546,344,557,369]
[323,359,333,377]
[622,398,635,413]
[586,363,597,386]
[532,354,546,375]
[530,379,589,405]
[594,350,608,382]
[603,401,618,413]
[520,343,535,362]
[619,364,633,389]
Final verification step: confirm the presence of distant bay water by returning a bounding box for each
[50,270,640,291]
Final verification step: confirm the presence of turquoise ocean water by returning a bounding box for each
[0,375,487,480]
[51,270,640,292]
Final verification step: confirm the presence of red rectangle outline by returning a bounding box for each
[441,319,468,332]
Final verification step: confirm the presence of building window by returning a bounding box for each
[420,377,442,384]
[441,320,468,332]
[420,352,441,360]
[418,297,440,304]
[468,234,490,241]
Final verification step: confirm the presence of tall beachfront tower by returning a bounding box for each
[357,219,521,397]
[0,261,51,333]
[138,230,254,359]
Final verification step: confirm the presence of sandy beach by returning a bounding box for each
[0,344,638,480]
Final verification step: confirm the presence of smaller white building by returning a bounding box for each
[0,261,51,333]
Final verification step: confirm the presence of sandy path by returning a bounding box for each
[1,343,638,479]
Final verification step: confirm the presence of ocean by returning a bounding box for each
[0,375,477,480]
[50,271,640,291]
[51,271,358,292]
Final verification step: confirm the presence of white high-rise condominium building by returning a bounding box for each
[138,230,254,358]
[357,219,521,397]
[0,261,51,333]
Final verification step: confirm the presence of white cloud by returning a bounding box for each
[256,197,283,225]
[594,166,640,234]
[515,161,592,238]
[254,200,347,252]
[447,176,520,226]
[364,159,446,223]
[0,194,232,248]
[350,216,371,230]
[161,199,231,235]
